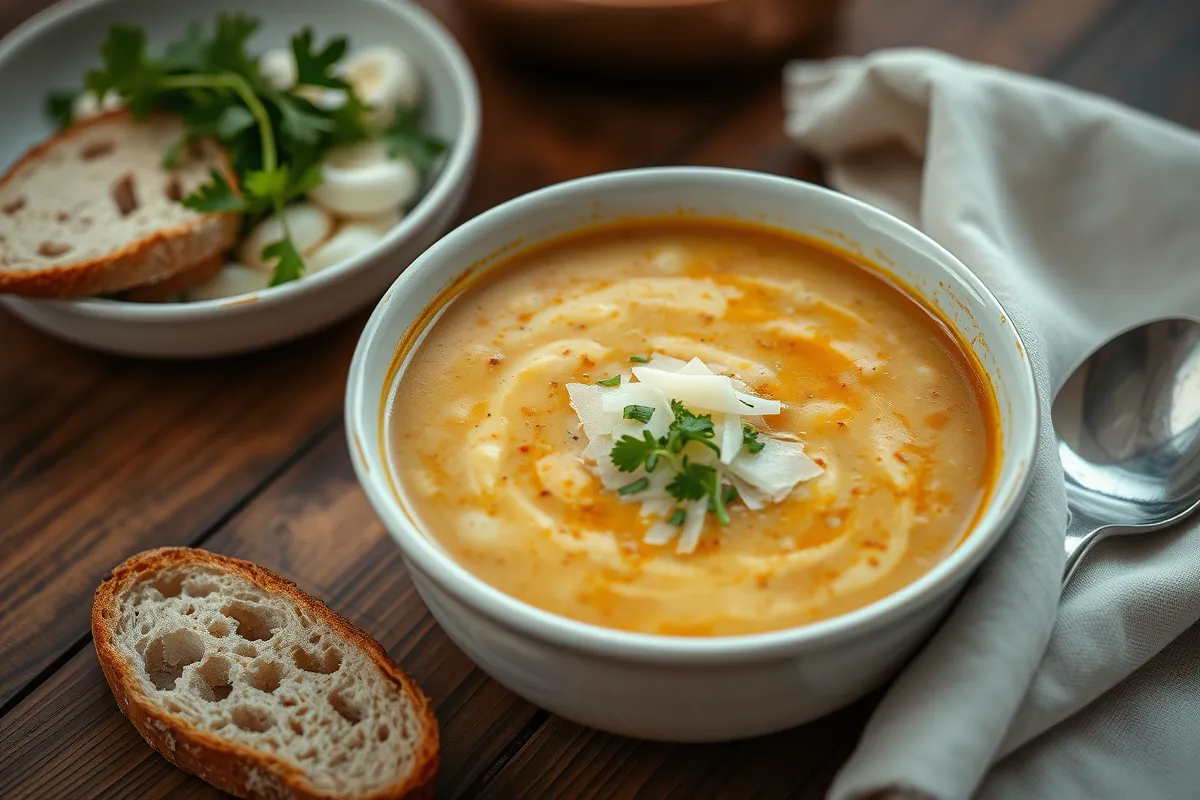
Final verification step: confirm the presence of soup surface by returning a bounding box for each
[388,221,998,636]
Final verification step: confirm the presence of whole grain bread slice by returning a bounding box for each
[0,110,239,298]
[93,548,438,800]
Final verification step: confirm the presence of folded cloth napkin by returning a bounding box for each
[783,49,1200,800]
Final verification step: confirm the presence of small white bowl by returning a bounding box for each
[346,167,1039,742]
[0,0,479,358]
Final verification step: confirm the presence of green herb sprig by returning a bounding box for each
[51,16,446,286]
[610,398,757,526]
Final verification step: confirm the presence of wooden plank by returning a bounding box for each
[679,0,1125,176]
[0,435,538,800]
[0,321,358,709]
[466,697,878,800]
[1054,0,1200,128]
[0,0,733,710]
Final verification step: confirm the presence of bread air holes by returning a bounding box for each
[183,576,220,598]
[328,690,363,725]
[143,629,205,691]
[147,571,185,599]
[208,619,231,638]
[37,242,71,257]
[245,661,281,694]
[292,646,341,675]
[194,654,233,702]
[220,602,281,641]
[230,705,273,733]
[164,176,182,202]
[111,174,139,217]
[2,197,24,215]
[377,725,390,742]
[233,643,258,658]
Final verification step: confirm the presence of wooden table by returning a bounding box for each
[1,1,1197,797]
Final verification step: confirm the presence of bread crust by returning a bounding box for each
[92,547,439,800]
[0,111,240,298]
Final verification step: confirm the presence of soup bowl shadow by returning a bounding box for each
[345,167,1038,742]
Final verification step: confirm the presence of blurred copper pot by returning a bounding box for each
[458,0,843,76]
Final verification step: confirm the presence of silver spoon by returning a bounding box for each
[1052,317,1200,585]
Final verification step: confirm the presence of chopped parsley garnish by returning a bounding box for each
[667,508,686,526]
[622,404,655,424]
[664,400,720,456]
[609,399,740,525]
[617,477,649,496]
[629,355,649,363]
[711,483,738,512]
[667,460,730,525]
[596,375,622,387]
[610,430,662,473]
[742,425,766,454]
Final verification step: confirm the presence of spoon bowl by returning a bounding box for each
[1053,317,1200,583]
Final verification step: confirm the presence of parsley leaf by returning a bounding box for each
[629,355,649,363]
[269,90,334,145]
[596,375,622,387]
[291,29,348,89]
[611,431,659,473]
[262,236,305,286]
[206,14,260,77]
[742,425,765,454]
[667,508,686,526]
[214,104,256,139]
[665,400,720,455]
[181,169,248,213]
[623,404,655,424]
[382,106,448,170]
[86,25,148,96]
[617,478,649,496]
[666,460,714,502]
[666,459,732,525]
[46,90,77,129]
[160,21,208,72]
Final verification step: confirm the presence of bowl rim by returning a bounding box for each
[346,166,1040,665]
[0,0,481,320]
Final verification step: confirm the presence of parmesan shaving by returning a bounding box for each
[727,437,823,503]
[565,354,823,554]
[675,500,709,555]
[719,413,741,465]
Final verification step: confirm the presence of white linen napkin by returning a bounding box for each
[783,49,1200,800]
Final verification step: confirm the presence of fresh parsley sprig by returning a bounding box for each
[742,425,766,454]
[59,16,446,287]
[610,398,750,525]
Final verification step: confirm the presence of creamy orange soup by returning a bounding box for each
[387,221,999,636]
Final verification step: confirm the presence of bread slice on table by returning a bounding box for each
[0,110,239,298]
[93,548,438,800]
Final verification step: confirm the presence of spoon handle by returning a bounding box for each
[1063,509,1109,586]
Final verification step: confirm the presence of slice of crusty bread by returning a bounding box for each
[118,253,225,303]
[0,110,239,298]
[93,548,438,800]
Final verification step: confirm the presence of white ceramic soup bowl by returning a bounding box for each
[0,0,479,358]
[346,167,1038,742]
